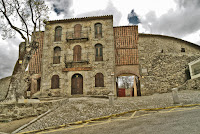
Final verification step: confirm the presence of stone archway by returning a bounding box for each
[115,65,141,97]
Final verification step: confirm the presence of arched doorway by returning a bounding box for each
[71,74,83,95]
[116,74,141,97]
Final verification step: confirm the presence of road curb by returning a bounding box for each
[17,103,200,134]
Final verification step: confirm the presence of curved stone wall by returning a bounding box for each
[138,34,200,95]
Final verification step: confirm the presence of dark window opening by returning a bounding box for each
[73,45,81,61]
[95,23,102,38]
[161,49,163,53]
[51,75,59,89]
[95,73,104,87]
[53,47,61,64]
[55,26,62,42]
[95,44,103,61]
[181,48,185,52]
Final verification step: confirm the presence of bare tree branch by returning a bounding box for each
[28,0,37,40]
[14,0,30,42]
[1,0,27,42]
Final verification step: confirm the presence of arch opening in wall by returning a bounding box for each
[95,44,103,61]
[73,45,81,61]
[51,75,59,89]
[116,74,141,97]
[94,23,102,38]
[55,26,62,42]
[53,46,61,64]
[71,74,83,95]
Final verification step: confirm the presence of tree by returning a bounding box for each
[0,0,49,103]
[118,76,134,89]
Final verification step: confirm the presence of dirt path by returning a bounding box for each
[0,117,36,133]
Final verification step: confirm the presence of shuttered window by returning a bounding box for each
[95,73,104,87]
[51,75,59,89]
[74,24,82,38]
[55,26,62,41]
[95,23,102,38]
[95,44,103,61]
[73,45,81,61]
[53,47,61,64]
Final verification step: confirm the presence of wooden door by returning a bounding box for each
[74,24,82,38]
[71,74,83,95]
[73,45,81,61]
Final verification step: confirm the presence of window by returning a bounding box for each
[95,44,103,61]
[181,48,185,52]
[74,24,82,38]
[73,45,81,61]
[55,26,62,41]
[53,47,61,64]
[95,23,102,38]
[95,73,104,87]
[51,75,59,89]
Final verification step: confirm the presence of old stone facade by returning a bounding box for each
[40,15,115,97]
[2,15,200,99]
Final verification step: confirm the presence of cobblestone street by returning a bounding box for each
[18,90,200,133]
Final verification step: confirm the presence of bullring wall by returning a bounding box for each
[138,34,200,95]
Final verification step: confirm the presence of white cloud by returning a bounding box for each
[0,35,22,79]
[75,1,122,26]
[141,0,200,39]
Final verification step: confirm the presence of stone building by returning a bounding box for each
[40,15,116,97]
[2,15,199,99]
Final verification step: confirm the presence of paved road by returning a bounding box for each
[38,106,200,134]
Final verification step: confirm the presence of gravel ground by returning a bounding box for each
[19,90,200,132]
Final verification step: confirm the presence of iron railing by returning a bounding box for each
[66,30,89,40]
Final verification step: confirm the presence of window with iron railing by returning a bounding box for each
[53,46,61,64]
[73,45,81,61]
[66,30,89,40]
[55,26,62,42]
[95,44,103,61]
[95,23,102,38]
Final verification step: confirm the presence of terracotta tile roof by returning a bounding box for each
[44,15,113,24]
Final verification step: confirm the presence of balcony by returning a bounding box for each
[66,30,89,42]
[63,60,91,72]
[65,60,89,68]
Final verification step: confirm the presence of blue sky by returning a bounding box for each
[0,0,200,79]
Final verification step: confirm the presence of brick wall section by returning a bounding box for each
[29,32,44,74]
[138,34,200,95]
[114,26,138,65]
